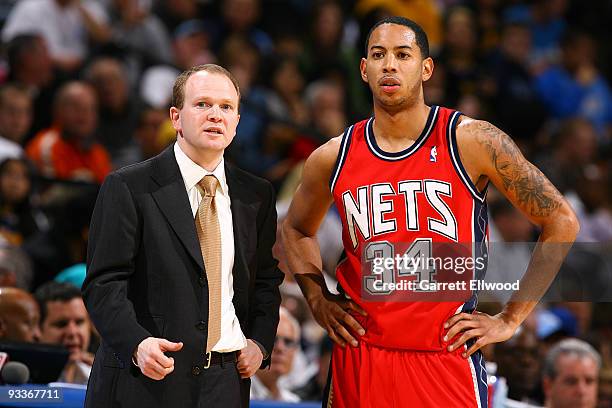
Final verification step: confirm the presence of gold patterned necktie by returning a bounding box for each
[195,175,222,352]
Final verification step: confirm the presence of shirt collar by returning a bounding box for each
[174,142,228,196]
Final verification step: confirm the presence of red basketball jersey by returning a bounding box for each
[330,105,489,351]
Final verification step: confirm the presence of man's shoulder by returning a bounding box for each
[107,153,164,188]
[226,162,273,193]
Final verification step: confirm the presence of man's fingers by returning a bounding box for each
[448,329,481,352]
[444,312,472,329]
[444,318,479,341]
[339,312,366,337]
[159,339,183,352]
[327,328,346,347]
[332,322,358,347]
[464,338,485,358]
[152,349,174,368]
[344,300,367,317]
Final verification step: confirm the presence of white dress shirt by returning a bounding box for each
[174,142,247,352]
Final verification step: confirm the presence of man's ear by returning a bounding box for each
[422,57,434,82]
[360,57,368,83]
[169,106,181,135]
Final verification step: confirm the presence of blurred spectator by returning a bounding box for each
[495,326,542,405]
[2,0,110,72]
[133,106,166,161]
[354,0,442,52]
[25,81,111,183]
[294,336,333,401]
[543,338,600,408]
[35,281,93,384]
[152,0,202,33]
[485,197,533,303]
[216,0,273,56]
[535,118,597,194]
[0,84,31,161]
[24,189,96,289]
[503,0,568,70]
[265,56,308,126]
[437,6,483,106]
[6,34,56,136]
[299,1,369,120]
[139,19,215,109]
[0,286,41,342]
[0,246,34,290]
[107,0,173,76]
[470,0,501,53]
[251,307,301,402]
[85,57,141,168]
[486,22,547,141]
[534,30,612,140]
[570,169,612,242]
[0,158,47,246]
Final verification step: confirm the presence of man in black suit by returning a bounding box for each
[82,64,283,407]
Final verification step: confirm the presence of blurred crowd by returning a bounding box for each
[0,0,609,406]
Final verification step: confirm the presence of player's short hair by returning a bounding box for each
[364,16,430,59]
[543,338,601,380]
[171,64,241,111]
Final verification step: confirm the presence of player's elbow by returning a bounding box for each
[549,205,580,242]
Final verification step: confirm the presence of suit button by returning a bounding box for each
[198,277,206,287]
[192,365,201,376]
[196,321,206,331]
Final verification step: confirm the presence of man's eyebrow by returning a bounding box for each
[369,45,413,51]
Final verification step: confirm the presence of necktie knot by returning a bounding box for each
[198,175,218,198]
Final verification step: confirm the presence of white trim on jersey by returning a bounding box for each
[365,106,439,161]
[330,125,354,193]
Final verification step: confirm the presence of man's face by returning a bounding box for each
[0,297,40,343]
[545,354,598,408]
[360,24,433,111]
[57,86,98,141]
[270,316,298,376]
[0,92,32,143]
[40,298,91,358]
[171,71,240,159]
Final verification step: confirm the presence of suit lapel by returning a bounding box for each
[226,163,254,299]
[151,146,204,270]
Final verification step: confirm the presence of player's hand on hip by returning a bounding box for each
[133,337,183,380]
[309,292,367,347]
[237,339,263,378]
[443,311,518,358]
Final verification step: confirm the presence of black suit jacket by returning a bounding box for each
[82,146,283,407]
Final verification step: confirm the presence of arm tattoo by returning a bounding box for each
[474,121,563,217]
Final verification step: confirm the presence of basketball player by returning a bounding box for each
[282,17,579,407]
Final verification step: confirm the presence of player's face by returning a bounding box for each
[171,71,240,158]
[360,24,433,111]
[545,355,598,408]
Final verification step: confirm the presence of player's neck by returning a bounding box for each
[372,102,431,142]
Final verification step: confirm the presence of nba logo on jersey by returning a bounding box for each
[430,146,437,162]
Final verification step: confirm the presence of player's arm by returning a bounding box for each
[282,137,366,347]
[445,119,579,357]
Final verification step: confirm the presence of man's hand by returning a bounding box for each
[133,337,183,380]
[444,311,518,357]
[237,339,263,378]
[309,292,367,348]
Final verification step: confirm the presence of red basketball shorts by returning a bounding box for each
[324,341,488,408]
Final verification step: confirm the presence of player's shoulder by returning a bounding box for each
[455,116,509,152]
[306,135,343,169]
